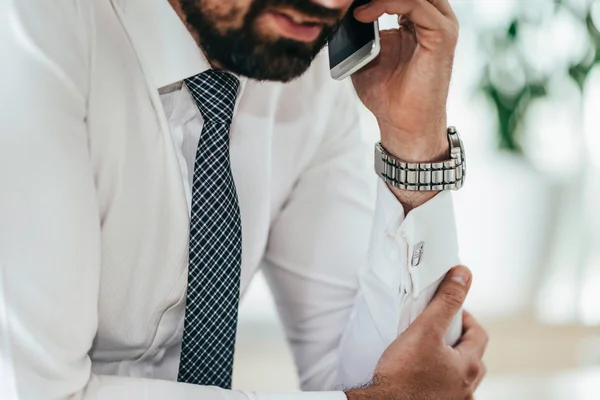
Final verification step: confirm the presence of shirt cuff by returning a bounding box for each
[401,189,460,297]
[375,180,460,297]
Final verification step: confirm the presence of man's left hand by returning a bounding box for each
[352,0,460,211]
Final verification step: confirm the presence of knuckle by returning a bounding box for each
[466,360,481,380]
[461,377,471,391]
[405,0,420,12]
[441,287,465,308]
[428,32,446,47]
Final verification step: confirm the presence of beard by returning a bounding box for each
[179,0,344,82]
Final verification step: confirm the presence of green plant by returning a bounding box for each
[478,0,600,154]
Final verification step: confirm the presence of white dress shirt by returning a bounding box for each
[0,0,461,400]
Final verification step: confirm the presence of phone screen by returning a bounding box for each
[328,0,376,68]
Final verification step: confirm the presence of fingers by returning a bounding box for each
[398,15,416,34]
[426,0,458,21]
[411,266,472,338]
[454,311,488,396]
[472,361,487,390]
[455,310,489,360]
[464,360,486,400]
[355,0,446,30]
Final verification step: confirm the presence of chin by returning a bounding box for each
[187,11,329,82]
[229,59,314,82]
[209,42,325,82]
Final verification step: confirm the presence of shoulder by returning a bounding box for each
[3,0,93,99]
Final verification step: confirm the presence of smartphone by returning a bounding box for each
[328,0,381,80]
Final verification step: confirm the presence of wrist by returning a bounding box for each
[378,124,450,213]
[344,377,406,400]
[345,388,370,400]
[378,121,449,164]
[345,386,389,400]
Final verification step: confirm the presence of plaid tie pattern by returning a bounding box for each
[178,70,242,388]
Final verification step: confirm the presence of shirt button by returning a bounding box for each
[412,241,424,267]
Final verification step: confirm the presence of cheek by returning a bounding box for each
[252,12,281,41]
[201,0,252,31]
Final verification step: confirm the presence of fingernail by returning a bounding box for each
[354,4,370,13]
[451,270,469,286]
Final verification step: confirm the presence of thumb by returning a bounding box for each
[412,266,472,338]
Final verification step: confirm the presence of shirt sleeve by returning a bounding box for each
[262,79,461,391]
[0,3,347,400]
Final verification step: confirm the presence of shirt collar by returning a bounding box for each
[112,0,212,89]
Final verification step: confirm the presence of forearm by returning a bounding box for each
[345,384,401,400]
[345,387,385,400]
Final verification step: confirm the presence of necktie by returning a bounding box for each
[178,70,242,389]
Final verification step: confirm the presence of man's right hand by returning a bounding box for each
[346,266,488,400]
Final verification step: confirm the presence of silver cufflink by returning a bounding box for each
[412,241,424,267]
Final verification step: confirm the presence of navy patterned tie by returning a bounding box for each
[177,70,242,388]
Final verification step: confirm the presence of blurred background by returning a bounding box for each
[233,0,600,398]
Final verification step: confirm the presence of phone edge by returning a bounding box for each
[329,20,381,81]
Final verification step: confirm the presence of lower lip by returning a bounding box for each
[267,12,323,42]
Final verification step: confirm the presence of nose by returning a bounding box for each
[311,0,353,10]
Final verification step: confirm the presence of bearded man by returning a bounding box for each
[0,1,487,399]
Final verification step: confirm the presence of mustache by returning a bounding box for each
[261,0,345,24]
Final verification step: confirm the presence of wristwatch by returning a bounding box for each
[374,126,466,191]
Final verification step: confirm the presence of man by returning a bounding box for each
[0,0,488,399]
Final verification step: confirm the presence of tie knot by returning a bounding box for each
[185,70,240,125]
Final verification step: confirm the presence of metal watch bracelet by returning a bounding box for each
[374,126,466,191]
